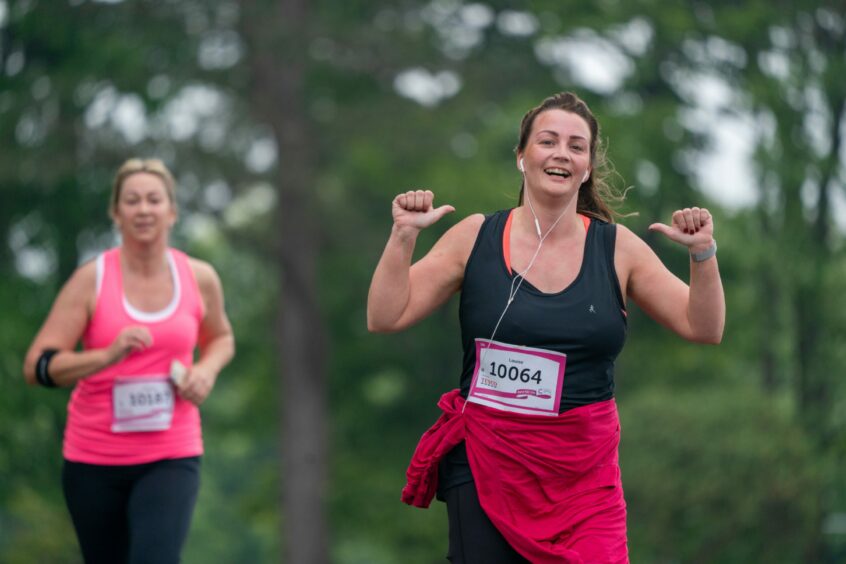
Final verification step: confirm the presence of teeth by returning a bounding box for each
[545,168,570,177]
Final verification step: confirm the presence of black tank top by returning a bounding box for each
[458,209,627,409]
[438,209,627,495]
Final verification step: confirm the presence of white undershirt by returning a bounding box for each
[96,250,180,322]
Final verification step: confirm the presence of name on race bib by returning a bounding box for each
[467,339,566,416]
[112,376,175,433]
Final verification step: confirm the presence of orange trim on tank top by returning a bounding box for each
[503,210,591,275]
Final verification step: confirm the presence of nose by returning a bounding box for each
[552,144,571,162]
[137,199,151,213]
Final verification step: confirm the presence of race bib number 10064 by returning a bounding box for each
[467,339,566,416]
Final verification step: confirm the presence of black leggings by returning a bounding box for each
[62,457,201,564]
[444,481,528,563]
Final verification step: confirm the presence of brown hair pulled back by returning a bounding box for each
[515,92,625,223]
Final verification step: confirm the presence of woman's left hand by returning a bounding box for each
[175,363,217,406]
[648,207,715,252]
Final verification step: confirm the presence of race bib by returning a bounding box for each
[112,376,174,433]
[467,339,566,416]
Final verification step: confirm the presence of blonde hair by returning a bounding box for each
[110,158,177,216]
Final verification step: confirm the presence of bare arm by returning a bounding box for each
[620,207,725,344]
[367,190,482,333]
[22,262,152,386]
[176,259,235,405]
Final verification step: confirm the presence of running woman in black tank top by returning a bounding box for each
[368,92,725,564]
[458,209,626,408]
[438,209,628,498]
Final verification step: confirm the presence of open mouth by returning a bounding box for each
[544,167,572,179]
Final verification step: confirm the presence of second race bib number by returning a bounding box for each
[112,376,175,433]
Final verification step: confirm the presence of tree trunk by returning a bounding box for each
[241,1,329,562]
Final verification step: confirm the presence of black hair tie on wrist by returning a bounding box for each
[35,348,59,388]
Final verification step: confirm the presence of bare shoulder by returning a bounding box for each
[430,213,486,267]
[35,257,98,338]
[62,258,98,306]
[445,213,485,244]
[72,258,98,285]
[615,223,657,261]
[437,213,485,249]
[187,257,223,293]
[613,222,662,291]
[615,223,643,249]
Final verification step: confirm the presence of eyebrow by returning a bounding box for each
[536,130,589,141]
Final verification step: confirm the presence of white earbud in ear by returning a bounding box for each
[582,170,590,183]
[519,158,525,173]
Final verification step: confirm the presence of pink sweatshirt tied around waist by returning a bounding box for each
[403,389,629,563]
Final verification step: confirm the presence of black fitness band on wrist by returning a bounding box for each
[35,348,59,388]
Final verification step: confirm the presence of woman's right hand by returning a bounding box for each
[107,326,153,365]
[392,190,455,232]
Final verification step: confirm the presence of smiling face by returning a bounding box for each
[112,172,176,244]
[518,109,593,197]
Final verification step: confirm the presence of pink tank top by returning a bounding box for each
[63,247,205,465]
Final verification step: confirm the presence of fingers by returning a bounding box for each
[106,326,154,365]
[395,189,435,212]
[176,367,212,406]
[392,190,454,231]
[135,328,153,349]
[650,207,714,249]
[672,207,711,234]
[120,327,152,352]
[647,222,672,236]
[128,329,152,352]
[177,382,203,405]
[432,204,456,221]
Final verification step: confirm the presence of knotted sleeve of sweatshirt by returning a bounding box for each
[401,389,466,508]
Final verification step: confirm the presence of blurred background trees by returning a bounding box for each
[1,0,844,562]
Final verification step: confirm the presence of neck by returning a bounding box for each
[120,240,169,275]
[519,192,581,240]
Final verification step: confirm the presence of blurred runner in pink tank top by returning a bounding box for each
[23,158,235,564]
